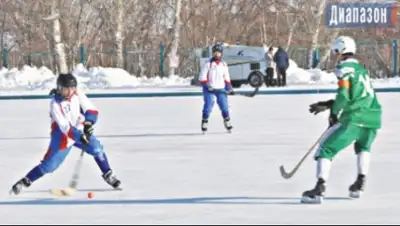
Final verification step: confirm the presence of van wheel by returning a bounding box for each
[231,81,242,88]
[248,71,264,88]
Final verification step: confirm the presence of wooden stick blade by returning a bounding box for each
[50,187,76,196]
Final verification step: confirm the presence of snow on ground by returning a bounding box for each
[0,60,398,96]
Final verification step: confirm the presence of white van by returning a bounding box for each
[194,44,272,88]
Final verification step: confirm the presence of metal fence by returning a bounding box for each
[288,40,398,78]
[1,45,200,79]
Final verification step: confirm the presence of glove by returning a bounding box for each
[80,133,90,145]
[329,114,338,127]
[309,99,334,115]
[226,89,235,95]
[83,121,94,137]
[202,84,214,92]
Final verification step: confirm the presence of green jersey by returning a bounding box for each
[331,58,382,129]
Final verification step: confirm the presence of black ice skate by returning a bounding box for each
[102,170,122,190]
[224,117,233,132]
[201,119,208,133]
[10,177,31,195]
[349,174,366,198]
[301,178,326,204]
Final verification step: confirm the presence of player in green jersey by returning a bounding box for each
[301,36,382,204]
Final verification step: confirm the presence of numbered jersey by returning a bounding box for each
[49,90,99,149]
[331,58,382,129]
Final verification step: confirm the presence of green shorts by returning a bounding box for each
[315,123,378,160]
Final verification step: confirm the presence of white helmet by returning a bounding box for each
[331,36,356,55]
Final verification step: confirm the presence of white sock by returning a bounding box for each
[317,158,332,181]
[357,152,371,176]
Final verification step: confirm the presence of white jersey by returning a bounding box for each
[199,58,231,89]
[49,90,98,150]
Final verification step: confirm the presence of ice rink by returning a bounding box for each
[0,92,399,224]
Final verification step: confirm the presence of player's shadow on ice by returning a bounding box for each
[0,195,351,206]
[23,188,119,193]
[0,132,225,141]
[97,132,227,138]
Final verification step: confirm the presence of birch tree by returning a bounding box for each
[308,0,326,69]
[285,12,298,51]
[43,0,68,74]
[317,29,340,68]
[115,0,124,68]
[0,0,397,76]
[168,0,182,76]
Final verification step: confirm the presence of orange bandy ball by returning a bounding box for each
[88,192,94,199]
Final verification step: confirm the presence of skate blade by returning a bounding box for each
[8,189,17,196]
[50,187,76,196]
[300,196,323,204]
[349,191,362,199]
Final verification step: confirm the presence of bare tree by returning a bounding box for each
[308,0,326,69]
[284,3,303,51]
[168,0,182,76]
[115,0,124,68]
[44,0,68,74]
[0,0,397,77]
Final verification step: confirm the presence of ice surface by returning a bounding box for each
[0,93,399,224]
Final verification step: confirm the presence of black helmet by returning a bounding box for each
[57,73,77,88]
[212,44,223,53]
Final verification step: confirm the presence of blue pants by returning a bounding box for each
[202,89,230,119]
[25,135,111,183]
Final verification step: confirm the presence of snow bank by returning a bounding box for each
[0,61,397,94]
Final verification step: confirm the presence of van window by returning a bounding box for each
[201,47,210,58]
[250,63,260,70]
